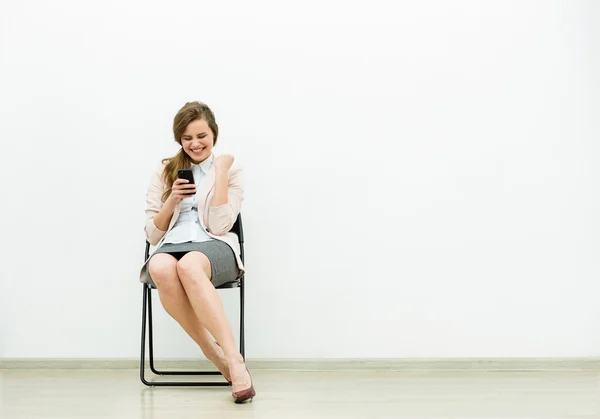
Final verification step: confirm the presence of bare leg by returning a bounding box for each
[176,251,252,393]
[148,253,231,381]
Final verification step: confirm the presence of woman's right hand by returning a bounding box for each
[168,178,196,204]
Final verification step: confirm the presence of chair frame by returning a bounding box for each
[140,215,245,387]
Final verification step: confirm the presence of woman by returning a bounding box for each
[138,101,255,403]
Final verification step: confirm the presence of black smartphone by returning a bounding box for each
[177,169,196,196]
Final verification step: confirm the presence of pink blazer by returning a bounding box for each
[138,157,245,283]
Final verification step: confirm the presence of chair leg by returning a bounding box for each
[240,278,245,359]
[140,284,229,387]
[140,284,152,386]
[147,289,159,375]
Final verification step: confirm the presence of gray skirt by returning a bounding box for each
[147,239,239,288]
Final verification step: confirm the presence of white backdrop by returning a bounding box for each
[0,0,598,359]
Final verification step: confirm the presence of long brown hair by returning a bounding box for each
[161,101,219,202]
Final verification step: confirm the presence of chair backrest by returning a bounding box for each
[230,214,244,244]
[231,213,244,265]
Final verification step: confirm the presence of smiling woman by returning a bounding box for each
[138,101,255,404]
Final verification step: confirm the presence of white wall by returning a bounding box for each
[0,0,598,359]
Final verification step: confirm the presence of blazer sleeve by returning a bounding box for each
[207,165,244,236]
[145,165,168,245]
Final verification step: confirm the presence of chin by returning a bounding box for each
[188,151,207,162]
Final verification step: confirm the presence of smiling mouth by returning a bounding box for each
[191,147,205,153]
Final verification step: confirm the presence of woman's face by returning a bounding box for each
[181,119,215,163]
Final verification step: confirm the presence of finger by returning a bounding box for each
[173,184,195,190]
[176,186,196,192]
[176,187,196,194]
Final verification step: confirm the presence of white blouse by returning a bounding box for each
[162,154,215,245]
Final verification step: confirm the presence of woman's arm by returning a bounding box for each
[152,198,177,231]
[211,169,230,207]
[207,157,244,235]
[145,166,172,245]
[145,166,196,244]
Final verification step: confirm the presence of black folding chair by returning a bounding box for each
[140,215,245,387]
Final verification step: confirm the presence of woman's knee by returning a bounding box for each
[177,252,211,282]
[148,254,179,289]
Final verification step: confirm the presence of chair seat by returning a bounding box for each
[147,280,240,290]
[216,280,242,289]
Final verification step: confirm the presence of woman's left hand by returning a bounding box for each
[215,154,235,174]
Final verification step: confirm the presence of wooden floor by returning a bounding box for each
[0,369,597,418]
